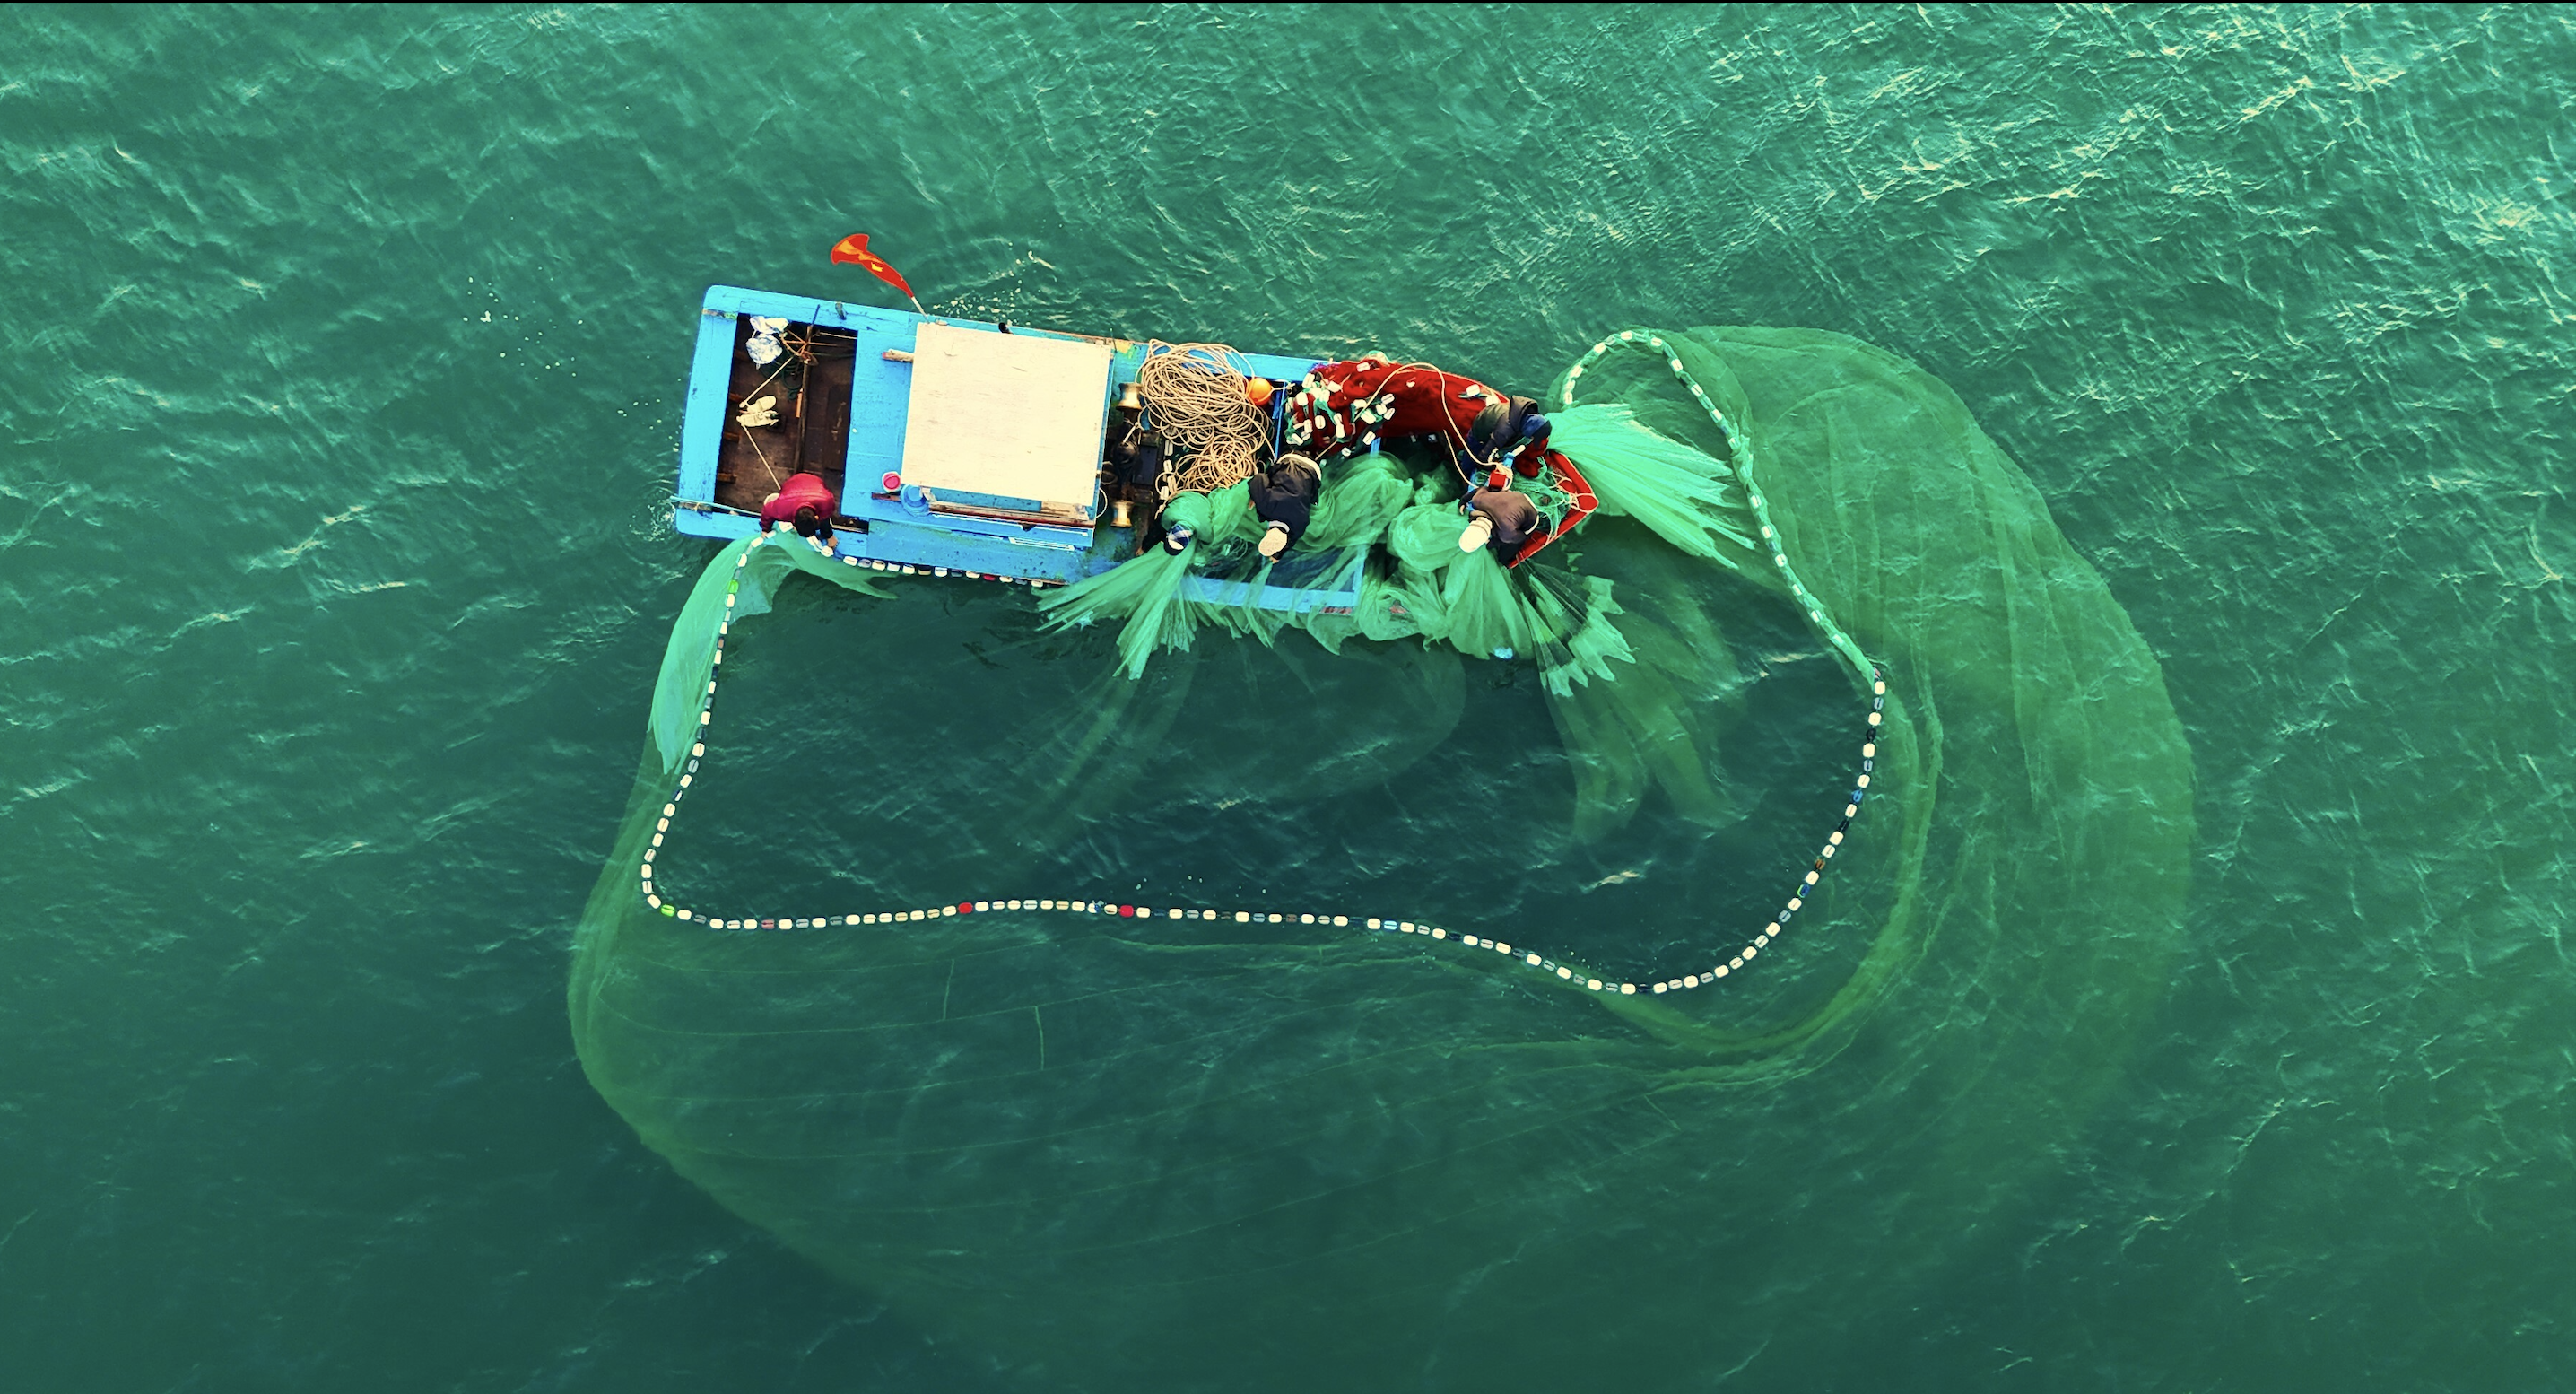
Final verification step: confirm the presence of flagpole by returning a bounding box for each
[909,294,926,316]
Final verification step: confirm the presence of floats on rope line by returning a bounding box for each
[637,524,1885,997]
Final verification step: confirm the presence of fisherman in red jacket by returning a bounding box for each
[759,471,839,552]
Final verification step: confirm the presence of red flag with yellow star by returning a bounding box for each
[830,233,915,300]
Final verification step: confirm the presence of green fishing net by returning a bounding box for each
[572,327,2194,1390]
[1301,452,1416,550]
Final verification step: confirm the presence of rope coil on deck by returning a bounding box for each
[1135,341,1271,494]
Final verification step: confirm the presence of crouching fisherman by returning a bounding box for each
[1458,469,1553,563]
[760,470,840,554]
[1247,452,1321,561]
[1465,397,1553,480]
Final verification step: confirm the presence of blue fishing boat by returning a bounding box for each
[672,283,1361,612]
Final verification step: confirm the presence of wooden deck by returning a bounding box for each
[711,314,859,518]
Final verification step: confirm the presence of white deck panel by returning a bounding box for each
[900,322,1111,519]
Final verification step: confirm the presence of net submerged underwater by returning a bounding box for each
[570,326,2191,1388]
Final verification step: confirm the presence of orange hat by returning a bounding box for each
[1244,378,1275,408]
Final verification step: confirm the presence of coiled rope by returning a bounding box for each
[1136,341,1271,493]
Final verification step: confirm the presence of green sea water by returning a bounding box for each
[5,5,2571,1391]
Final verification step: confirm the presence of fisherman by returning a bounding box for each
[1247,452,1322,560]
[1154,502,1196,554]
[1465,396,1553,479]
[760,470,839,553]
[1458,469,1552,563]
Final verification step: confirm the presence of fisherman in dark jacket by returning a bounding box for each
[1248,452,1323,560]
[1465,396,1553,478]
[1458,469,1552,563]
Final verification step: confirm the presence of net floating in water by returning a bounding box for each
[576,323,2196,1388]
[630,525,1885,995]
